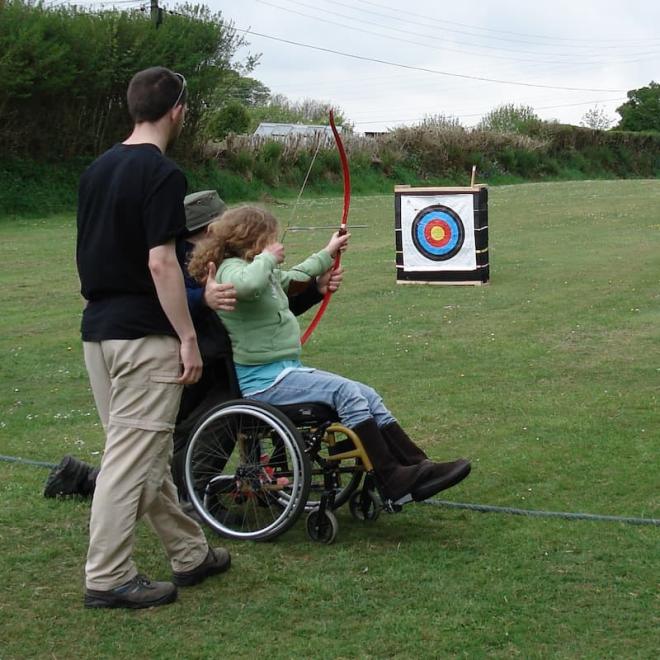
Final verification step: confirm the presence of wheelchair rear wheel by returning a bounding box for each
[184,400,311,541]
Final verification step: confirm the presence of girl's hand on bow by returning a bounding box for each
[325,231,350,258]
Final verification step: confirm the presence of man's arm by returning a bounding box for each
[289,266,344,316]
[178,240,236,315]
[149,241,202,385]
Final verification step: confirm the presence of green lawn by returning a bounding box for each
[0,180,658,658]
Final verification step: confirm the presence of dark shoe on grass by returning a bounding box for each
[84,574,177,609]
[172,547,231,587]
[44,455,97,498]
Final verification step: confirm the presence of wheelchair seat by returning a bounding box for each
[205,355,337,426]
[273,402,338,425]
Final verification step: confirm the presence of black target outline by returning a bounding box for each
[411,204,465,262]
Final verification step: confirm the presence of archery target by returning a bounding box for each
[400,194,477,271]
[411,205,464,261]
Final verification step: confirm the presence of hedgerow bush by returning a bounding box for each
[0,1,245,159]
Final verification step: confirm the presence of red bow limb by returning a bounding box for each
[300,110,351,345]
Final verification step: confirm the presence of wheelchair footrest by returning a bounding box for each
[383,494,410,513]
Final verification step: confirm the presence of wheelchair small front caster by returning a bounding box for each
[306,509,338,544]
[349,489,381,522]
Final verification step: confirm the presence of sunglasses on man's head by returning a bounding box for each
[172,72,187,109]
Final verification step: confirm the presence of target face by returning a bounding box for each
[411,204,465,261]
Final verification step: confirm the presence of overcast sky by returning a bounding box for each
[208,0,659,132]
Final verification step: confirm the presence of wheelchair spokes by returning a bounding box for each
[185,401,310,541]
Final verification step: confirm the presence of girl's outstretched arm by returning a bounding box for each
[278,250,333,291]
[278,232,350,291]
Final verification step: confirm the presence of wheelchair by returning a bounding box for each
[182,361,408,544]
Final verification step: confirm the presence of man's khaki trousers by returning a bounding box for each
[83,335,208,590]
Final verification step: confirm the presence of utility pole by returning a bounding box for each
[150,0,162,28]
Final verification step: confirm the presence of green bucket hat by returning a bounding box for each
[184,190,227,235]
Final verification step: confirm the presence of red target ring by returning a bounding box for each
[423,219,453,248]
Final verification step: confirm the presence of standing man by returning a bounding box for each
[76,67,229,610]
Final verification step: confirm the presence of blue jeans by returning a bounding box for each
[248,368,397,429]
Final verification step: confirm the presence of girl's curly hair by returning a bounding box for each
[187,205,279,284]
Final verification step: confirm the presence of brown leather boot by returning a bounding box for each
[380,422,471,501]
[410,459,471,501]
[351,419,436,501]
[380,422,429,465]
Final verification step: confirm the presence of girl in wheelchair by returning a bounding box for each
[187,206,470,504]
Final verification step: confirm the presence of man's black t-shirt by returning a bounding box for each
[77,143,187,341]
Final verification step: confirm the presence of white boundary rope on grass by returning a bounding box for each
[3,453,658,527]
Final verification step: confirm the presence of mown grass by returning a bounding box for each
[0,180,658,658]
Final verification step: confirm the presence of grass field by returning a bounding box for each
[0,180,658,658]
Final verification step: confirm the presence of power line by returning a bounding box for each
[350,0,660,47]
[259,0,660,61]
[236,27,627,93]
[248,64,617,101]
[256,0,604,66]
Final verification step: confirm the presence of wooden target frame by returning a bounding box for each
[395,185,489,285]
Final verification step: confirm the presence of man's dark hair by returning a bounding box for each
[126,67,187,123]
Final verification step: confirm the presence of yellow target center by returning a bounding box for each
[430,225,446,242]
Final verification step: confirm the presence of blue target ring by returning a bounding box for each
[411,204,465,261]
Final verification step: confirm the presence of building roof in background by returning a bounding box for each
[254,122,339,137]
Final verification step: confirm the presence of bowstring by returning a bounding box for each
[280,135,323,242]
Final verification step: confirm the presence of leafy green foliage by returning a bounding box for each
[210,70,271,107]
[477,103,542,134]
[616,81,660,132]
[204,100,251,141]
[0,1,249,158]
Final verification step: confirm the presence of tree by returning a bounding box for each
[580,106,612,130]
[477,103,541,134]
[616,82,660,132]
[212,70,271,107]
[0,1,257,158]
[205,100,251,140]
